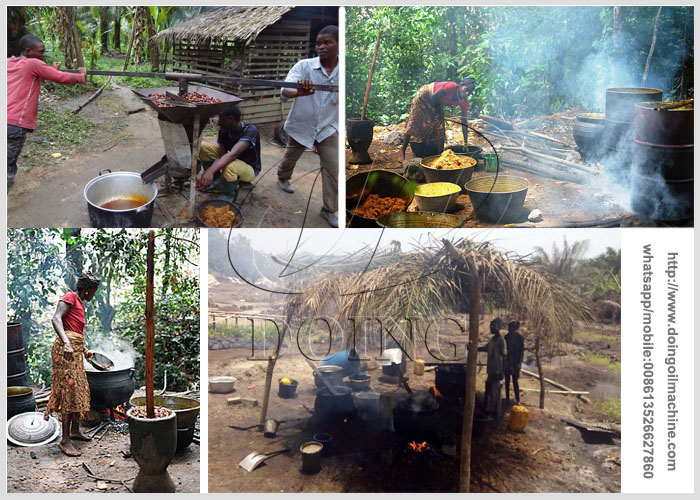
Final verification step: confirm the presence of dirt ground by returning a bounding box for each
[6,420,200,493]
[8,84,332,228]
[345,113,677,228]
[208,318,621,493]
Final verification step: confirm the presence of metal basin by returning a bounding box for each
[376,211,465,228]
[84,170,158,228]
[465,175,529,223]
[413,182,461,213]
[420,155,476,190]
[346,170,416,227]
[130,395,200,429]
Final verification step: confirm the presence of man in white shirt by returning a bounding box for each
[278,25,339,228]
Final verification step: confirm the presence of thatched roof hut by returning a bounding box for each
[156,6,338,125]
[280,236,592,492]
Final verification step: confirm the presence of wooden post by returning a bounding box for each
[145,230,156,418]
[535,335,545,409]
[188,113,201,221]
[361,31,381,121]
[460,266,480,492]
[258,321,284,427]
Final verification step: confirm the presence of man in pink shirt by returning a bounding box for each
[7,35,86,189]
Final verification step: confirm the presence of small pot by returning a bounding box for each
[314,366,344,389]
[7,386,36,419]
[348,375,371,392]
[84,170,158,228]
[278,378,299,399]
[300,441,323,474]
[313,433,333,455]
[465,175,529,223]
[347,118,374,164]
[127,407,177,493]
[263,419,280,438]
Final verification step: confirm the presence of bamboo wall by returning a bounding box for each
[170,9,337,125]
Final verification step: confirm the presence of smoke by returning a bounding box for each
[84,336,139,371]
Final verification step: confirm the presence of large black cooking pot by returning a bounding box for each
[434,363,467,400]
[314,386,355,420]
[84,169,158,228]
[86,366,136,410]
[393,395,440,441]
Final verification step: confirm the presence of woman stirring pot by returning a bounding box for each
[44,271,100,456]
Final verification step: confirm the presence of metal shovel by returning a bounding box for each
[239,447,290,472]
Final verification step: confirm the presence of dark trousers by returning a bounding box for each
[505,367,520,402]
[7,124,28,188]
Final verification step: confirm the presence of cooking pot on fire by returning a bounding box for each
[84,169,158,228]
[85,364,136,411]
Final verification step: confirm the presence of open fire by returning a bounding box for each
[408,440,430,453]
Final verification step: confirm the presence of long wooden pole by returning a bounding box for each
[188,113,201,221]
[361,31,382,121]
[460,265,480,492]
[145,230,156,418]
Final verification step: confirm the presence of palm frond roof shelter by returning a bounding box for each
[155,6,338,125]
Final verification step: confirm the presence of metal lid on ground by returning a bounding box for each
[7,412,60,447]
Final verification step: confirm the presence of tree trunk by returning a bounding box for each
[610,6,624,85]
[640,7,662,87]
[145,8,160,70]
[446,7,458,81]
[71,12,84,67]
[99,6,109,54]
[459,267,480,493]
[64,228,83,289]
[113,6,122,52]
[7,6,27,57]
[535,335,545,409]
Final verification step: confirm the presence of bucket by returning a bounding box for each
[414,359,425,376]
[300,441,323,474]
[278,378,299,398]
[507,405,529,432]
[313,433,333,456]
[482,153,500,173]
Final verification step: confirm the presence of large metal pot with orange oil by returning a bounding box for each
[84,169,158,227]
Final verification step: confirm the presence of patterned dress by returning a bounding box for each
[46,292,91,418]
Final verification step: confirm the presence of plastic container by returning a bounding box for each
[300,441,323,474]
[482,153,500,173]
[508,405,529,432]
[321,349,361,377]
[278,378,298,398]
[414,359,425,376]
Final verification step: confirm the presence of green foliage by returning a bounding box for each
[584,352,621,373]
[120,273,200,392]
[594,396,621,422]
[347,6,693,124]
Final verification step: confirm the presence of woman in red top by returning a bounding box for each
[45,271,100,456]
[400,77,476,162]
